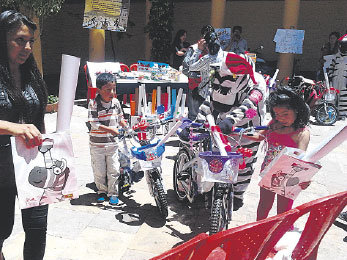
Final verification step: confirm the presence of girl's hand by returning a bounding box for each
[299,181,311,190]
[10,123,42,148]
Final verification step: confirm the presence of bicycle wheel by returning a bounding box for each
[315,103,338,126]
[173,148,191,202]
[209,187,229,235]
[150,169,168,218]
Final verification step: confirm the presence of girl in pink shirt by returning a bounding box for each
[243,86,310,221]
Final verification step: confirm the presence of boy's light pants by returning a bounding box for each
[90,145,120,197]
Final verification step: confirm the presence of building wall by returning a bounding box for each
[41,0,346,95]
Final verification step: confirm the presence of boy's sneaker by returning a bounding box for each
[109,195,119,205]
[97,193,107,203]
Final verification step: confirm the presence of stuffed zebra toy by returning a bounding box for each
[196,52,267,210]
[328,34,347,118]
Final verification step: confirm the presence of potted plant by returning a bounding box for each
[46,94,59,113]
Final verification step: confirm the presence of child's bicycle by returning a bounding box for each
[174,115,267,234]
[122,116,183,218]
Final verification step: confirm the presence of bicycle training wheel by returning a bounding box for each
[315,103,338,126]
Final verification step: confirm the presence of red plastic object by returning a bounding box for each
[130,63,138,71]
[88,87,98,99]
[123,94,127,104]
[120,63,130,72]
[290,191,347,260]
[151,191,347,260]
[200,209,300,260]
[150,233,209,260]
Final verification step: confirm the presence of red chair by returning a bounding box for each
[290,191,347,260]
[130,63,138,71]
[120,63,130,72]
[201,191,347,260]
[200,208,300,260]
[150,233,209,260]
[151,191,347,260]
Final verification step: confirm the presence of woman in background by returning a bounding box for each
[172,29,190,70]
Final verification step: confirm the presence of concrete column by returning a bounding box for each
[89,29,105,62]
[145,0,152,60]
[277,0,301,80]
[210,0,226,28]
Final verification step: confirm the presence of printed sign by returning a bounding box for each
[274,29,305,54]
[83,0,130,32]
[11,133,78,209]
[215,28,231,51]
[259,147,321,200]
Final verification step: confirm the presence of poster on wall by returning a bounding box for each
[215,28,231,51]
[83,0,130,32]
[11,133,79,209]
[273,29,305,54]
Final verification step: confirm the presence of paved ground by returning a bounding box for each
[2,104,347,260]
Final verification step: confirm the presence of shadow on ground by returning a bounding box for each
[70,182,167,228]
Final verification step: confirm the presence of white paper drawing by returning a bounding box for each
[11,132,78,209]
[259,147,321,200]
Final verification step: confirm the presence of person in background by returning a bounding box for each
[88,73,128,205]
[328,34,347,119]
[171,29,190,70]
[224,25,248,54]
[317,31,340,81]
[241,86,310,222]
[182,24,215,120]
[0,10,48,260]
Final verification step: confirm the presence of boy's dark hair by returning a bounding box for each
[268,86,310,129]
[96,73,116,89]
[232,26,242,33]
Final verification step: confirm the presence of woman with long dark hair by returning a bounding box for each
[0,10,48,260]
[171,29,190,70]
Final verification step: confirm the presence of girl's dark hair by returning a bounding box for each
[172,29,187,46]
[268,86,310,129]
[96,73,116,89]
[0,10,47,131]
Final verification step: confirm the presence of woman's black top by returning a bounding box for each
[172,41,190,70]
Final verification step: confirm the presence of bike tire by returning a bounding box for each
[315,103,339,126]
[209,189,228,235]
[173,149,191,202]
[151,170,169,218]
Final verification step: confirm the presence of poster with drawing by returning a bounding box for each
[83,0,130,32]
[215,28,231,51]
[11,132,78,209]
[259,147,321,200]
[273,29,305,54]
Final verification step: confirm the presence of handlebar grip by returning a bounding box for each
[232,126,269,132]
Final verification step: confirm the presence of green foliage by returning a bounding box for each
[0,0,65,17]
[47,94,58,104]
[145,0,174,63]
